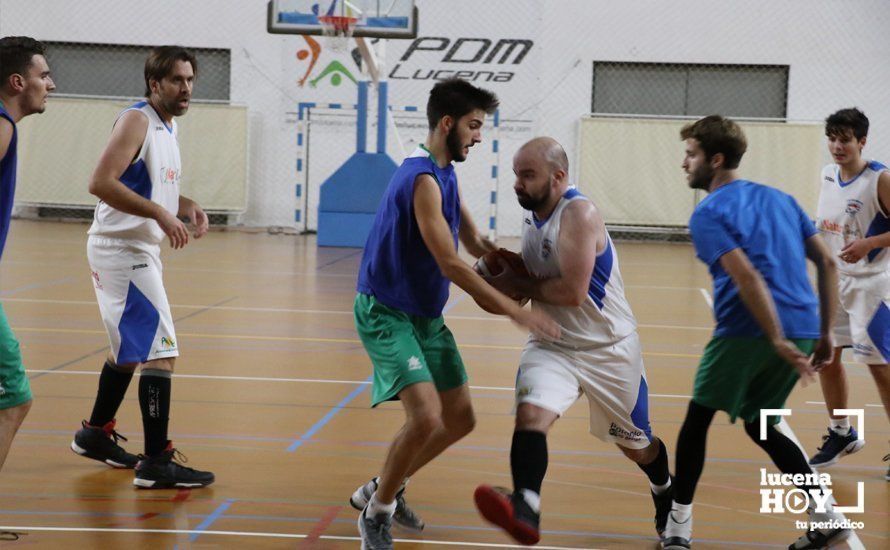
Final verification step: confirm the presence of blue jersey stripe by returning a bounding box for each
[120,159,152,200]
[867,302,890,362]
[588,238,614,309]
[865,213,890,262]
[116,282,160,364]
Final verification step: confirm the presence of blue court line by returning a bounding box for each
[282,292,465,452]
[315,249,362,270]
[0,275,77,297]
[286,376,372,451]
[188,498,234,542]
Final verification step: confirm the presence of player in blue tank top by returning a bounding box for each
[351,78,559,549]
[662,115,848,550]
[0,36,55,473]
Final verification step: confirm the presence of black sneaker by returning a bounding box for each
[473,485,540,546]
[357,507,393,550]
[652,479,674,538]
[70,419,139,468]
[349,477,425,532]
[808,427,864,467]
[133,442,214,489]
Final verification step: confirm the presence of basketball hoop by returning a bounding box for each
[318,14,358,52]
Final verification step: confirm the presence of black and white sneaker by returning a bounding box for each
[652,479,674,538]
[133,442,214,489]
[70,419,139,469]
[357,507,393,550]
[350,477,424,532]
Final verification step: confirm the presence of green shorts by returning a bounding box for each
[354,293,467,407]
[693,337,815,424]
[0,303,32,409]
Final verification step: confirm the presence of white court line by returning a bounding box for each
[23,369,695,399]
[806,401,883,408]
[699,288,713,308]
[0,297,713,330]
[0,526,594,549]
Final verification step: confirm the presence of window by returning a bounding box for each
[592,62,788,119]
[44,41,231,101]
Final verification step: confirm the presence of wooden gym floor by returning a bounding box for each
[0,220,886,549]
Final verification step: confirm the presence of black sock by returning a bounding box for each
[637,438,671,487]
[88,361,134,426]
[139,369,171,456]
[511,430,548,495]
[743,421,821,494]
[674,401,717,505]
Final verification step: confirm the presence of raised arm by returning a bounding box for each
[88,110,189,248]
[414,174,558,340]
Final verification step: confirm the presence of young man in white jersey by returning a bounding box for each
[472,137,672,546]
[69,46,214,489]
[812,108,890,479]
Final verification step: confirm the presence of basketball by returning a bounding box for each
[474,248,529,279]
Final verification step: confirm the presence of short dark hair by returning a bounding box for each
[680,115,747,170]
[0,36,47,89]
[426,78,499,130]
[144,46,197,97]
[826,108,869,140]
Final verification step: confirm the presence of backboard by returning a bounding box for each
[267,0,418,38]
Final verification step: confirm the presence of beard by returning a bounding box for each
[687,163,714,190]
[516,187,551,211]
[161,96,189,117]
[446,126,467,162]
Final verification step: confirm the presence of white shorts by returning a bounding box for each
[87,236,178,365]
[833,271,890,364]
[515,332,652,449]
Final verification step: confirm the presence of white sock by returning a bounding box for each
[651,477,672,495]
[519,489,541,514]
[671,502,692,523]
[664,502,692,539]
[830,417,851,435]
[367,493,396,517]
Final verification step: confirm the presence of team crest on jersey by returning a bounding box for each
[160,166,181,186]
[845,199,863,215]
[541,238,553,259]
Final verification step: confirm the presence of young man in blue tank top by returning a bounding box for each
[350,78,559,549]
[810,108,890,479]
[0,36,55,474]
[663,115,848,550]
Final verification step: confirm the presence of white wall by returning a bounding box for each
[2,0,888,234]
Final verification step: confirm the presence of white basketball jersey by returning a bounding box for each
[521,188,637,348]
[815,160,890,275]
[89,101,181,244]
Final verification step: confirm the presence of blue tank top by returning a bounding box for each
[357,146,461,318]
[0,104,18,261]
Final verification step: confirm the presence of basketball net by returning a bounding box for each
[318,15,358,52]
